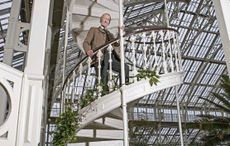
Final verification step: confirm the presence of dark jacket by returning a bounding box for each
[83,27,114,51]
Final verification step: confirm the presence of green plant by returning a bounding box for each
[80,82,111,109]
[80,89,96,109]
[190,75,230,145]
[136,69,159,86]
[52,104,78,146]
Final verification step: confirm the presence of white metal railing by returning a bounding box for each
[56,27,182,113]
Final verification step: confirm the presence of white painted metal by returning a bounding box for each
[77,129,123,139]
[94,117,123,129]
[118,0,129,145]
[68,140,123,146]
[94,0,119,11]
[175,86,184,146]
[130,35,137,82]
[16,0,51,145]
[78,72,183,129]
[213,0,230,76]
[61,9,70,112]
[0,63,23,146]
[63,1,184,144]
[108,45,114,91]
[97,50,103,98]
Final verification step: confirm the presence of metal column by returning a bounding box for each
[119,0,129,145]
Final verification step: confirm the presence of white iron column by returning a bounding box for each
[119,0,129,146]
[175,86,184,146]
[16,0,51,145]
[213,0,230,75]
[3,0,22,65]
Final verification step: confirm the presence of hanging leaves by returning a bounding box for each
[52,104,78,146]
[136,69,160,86]
[80,89,96,109]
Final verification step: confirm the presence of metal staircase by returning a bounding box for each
[47,0,187,145]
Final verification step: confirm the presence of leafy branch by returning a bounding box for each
[136,69,160,86]
[52,104,78,146]
[80,89,96,109]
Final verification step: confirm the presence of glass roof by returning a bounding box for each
[0,0,11,60]
[49,0,228,145]
[0,0,229,145]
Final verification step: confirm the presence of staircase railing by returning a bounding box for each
[54,27,182,115]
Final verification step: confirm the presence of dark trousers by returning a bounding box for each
[98,51,129,87]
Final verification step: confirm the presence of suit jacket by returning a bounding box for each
[83,27,113,52]
[83,27,120,57]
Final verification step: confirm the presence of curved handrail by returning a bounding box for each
[61,26,179,90]
[124,0,190,7]
[62,38,119,90]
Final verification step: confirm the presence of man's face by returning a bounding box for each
[101,14,111,28]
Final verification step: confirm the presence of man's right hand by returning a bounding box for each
[86,49,94,58]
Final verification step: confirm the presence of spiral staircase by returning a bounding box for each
[49,0,185,145]
[1,0,230,145]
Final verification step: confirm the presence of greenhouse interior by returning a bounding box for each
[0,0,230,146]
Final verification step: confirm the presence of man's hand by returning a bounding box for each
[86,49,94,58]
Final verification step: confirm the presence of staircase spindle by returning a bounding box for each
[71,71,76,103]
[97,50,103,98]
[152,31,158,71]
[79,63,83,78]
[173,33,180,72]
[131,35,137,82]
[167,30,175,72]
[108,44,113,91]
[142,32,147,69]
[160,30,168,74]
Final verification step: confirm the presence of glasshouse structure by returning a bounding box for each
[0,0,230,146]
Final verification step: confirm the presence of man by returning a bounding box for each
[83,13,129,87]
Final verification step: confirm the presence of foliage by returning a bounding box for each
[136,69,160,86]
[80,82,112,109]
[194,75,230,145]
[99,82,110,96]
[199,75,230,113]
[80,89,96,109]
[52,104,78,146]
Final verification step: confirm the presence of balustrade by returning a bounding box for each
[54,27,182,118]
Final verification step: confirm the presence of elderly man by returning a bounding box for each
[83,13,129,87]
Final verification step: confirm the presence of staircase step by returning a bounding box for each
[92,0,119,12]
[94,117,123,129]
[105,108,123,120]
[124,0,190,6]
[77,129,123,140]
[78,72,183,129]
[83,123,118,130]
[69,0,119,31]
[68,140,123,146]
[71,2,119,18]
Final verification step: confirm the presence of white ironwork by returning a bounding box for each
[97,50,103,98]
[142,32,147,69]
[130,35,137,82]
[118,0,129,145]
[175,85,184,146]
[108,44,113,91]
[58,27,183,145]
